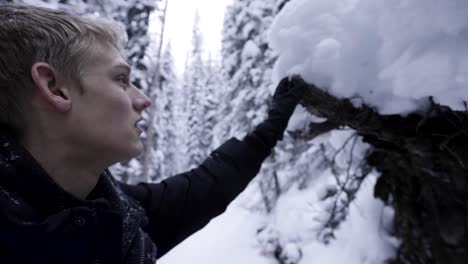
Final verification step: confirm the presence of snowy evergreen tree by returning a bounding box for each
[139,0,169,182]
[200,56,221,151]
[151,42,182,181]
[215,0,276,142]
[184,12,210,169]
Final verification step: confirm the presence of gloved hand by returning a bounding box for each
[245,76,308,149]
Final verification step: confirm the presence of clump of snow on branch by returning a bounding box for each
[270,0,468,115]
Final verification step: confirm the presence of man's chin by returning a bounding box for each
[128,141,144,157]
[111,139,144,162]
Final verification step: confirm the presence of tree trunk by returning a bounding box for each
[291,76,468,264]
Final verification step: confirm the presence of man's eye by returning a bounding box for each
[116,75,129,88]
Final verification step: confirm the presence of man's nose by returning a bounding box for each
[132,86,152,112]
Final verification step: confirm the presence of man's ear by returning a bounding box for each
[31,62,71,112]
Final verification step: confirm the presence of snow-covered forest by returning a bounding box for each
[6,0,468,263]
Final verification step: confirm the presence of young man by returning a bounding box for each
[0,4,306,264]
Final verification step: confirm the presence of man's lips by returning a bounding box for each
[135,118,143,134]
[136,127,142,134]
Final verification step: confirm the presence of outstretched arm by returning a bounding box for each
[120,76,307,257]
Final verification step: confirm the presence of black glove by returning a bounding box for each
[244,76,308,150]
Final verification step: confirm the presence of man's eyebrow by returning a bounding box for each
[113,63,131,74]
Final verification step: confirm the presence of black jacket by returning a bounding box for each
[0,128,273,264]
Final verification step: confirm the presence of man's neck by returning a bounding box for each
[21,136,102,200]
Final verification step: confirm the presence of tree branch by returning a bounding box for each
[289,75,468,264]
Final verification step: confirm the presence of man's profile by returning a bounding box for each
[0,4,306,263]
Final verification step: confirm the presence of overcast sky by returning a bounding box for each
[150,0,233,75]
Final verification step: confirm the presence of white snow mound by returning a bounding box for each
[269,0,468,115]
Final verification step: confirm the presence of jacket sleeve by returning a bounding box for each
[119,133,273,257]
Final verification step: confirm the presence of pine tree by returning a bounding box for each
[184,11,209,169]
[200,55,221,150]
[141,0,168,182]
[152,42,181,181]
[215,0,276,143]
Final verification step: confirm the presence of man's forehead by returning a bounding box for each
[78,45,130,77]
[90,46,130,71]
[108,50,130,71]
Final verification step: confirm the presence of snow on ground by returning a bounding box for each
[159,173,398,264]
[158,200,273,264]
[299,173,399,263]
[270,0,468,115]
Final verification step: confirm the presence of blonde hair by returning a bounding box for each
[0,4,127,135]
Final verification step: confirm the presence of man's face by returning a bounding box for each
[65,46,151,164]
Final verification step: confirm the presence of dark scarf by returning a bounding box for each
[0,127,157,263]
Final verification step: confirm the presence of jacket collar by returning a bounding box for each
[0,127,111,218]
[0,127,154,259]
